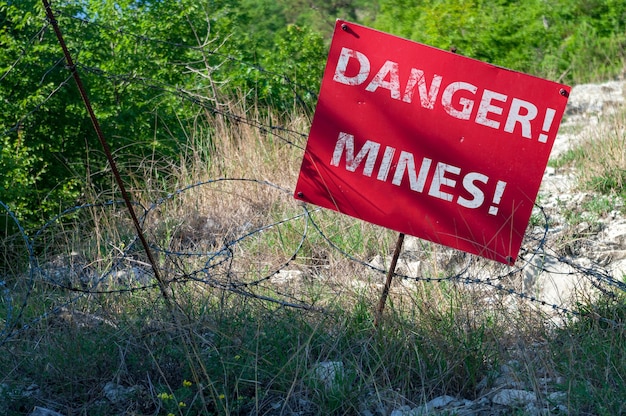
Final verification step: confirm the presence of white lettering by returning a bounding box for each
[330,132,380,176]
[442,82,478,120]
[475,89,507,129]
[377,146,396,181]
[457,172,488,208]
[329,132,505,213]
[330,50,557,142]
[333,47,370,86]
[365,60,401,99]
[402,69,443,109]
[429,162,461,201]
[392,151,431,192]
[504,98,538,138]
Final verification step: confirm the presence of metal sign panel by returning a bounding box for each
[294,20,570,264]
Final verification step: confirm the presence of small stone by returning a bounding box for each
[312,361,344,390]
[548,391,567,403]
[524,402,541,416]
[270,270,302,284]
[390,405,412,416]
[492,389,537,407]
[426,395,456,409]
[409,406,427,416]
[29,407,66,416]
[23,383,40,397]
[103,382,137,404]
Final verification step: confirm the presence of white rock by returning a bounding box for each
[103,382,137,404]
[390,405,412,416]
[601,220,626,246]
[270,269,302,284]
[350,279,370,291]
[402,236,423,253]
[548,391,567,403]
[29,408,65,416]
[312,361,344,390]
[491,389,537,407]
[522,254,591,310]
[524,402,541,416]
[425,395,456,409]
[396,258,421,276]
[490,361,520,390]
[406,406,427,416]
[566,81,625,116]
[609,259,626,280]
[369,255,384,270]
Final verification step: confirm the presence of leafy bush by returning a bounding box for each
[2,0,626,230]
[375,0,626,83]
[0,0,327,230]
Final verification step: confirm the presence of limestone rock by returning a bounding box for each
[311,361,345,390]
[28,408,65,416]
[491,389,537,407]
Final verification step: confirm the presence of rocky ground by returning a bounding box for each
[378,80,626,416]
[22,81,626,416]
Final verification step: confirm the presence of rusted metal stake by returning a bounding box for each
[374,232,405,326]
[41,0,172,305]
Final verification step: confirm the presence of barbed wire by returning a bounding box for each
[54,6,320,102]
[0,69,75,137]
[75,63,309,148]
[0,21,51,82]
[1,4,625,347]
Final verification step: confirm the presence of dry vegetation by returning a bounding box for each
[1,102,625,415]
[574,111,626,195]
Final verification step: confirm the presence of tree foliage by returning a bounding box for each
[375,0,626,83]
[1,0,625,231]
[0,0,326,229]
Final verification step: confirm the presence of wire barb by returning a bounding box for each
[40,0,172,306]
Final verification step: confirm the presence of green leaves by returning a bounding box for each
[375,0,626,84]
[3,0,624,231]
[0,0,329,230]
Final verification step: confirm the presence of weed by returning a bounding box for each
[563,108,626,199]
[551,295,626,415]
[1,88,625,415]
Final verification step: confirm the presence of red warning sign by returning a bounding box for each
[294,20,570,264]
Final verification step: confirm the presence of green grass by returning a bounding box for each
[552,295,626,415]
[3,2,626,412]
[0,281,511,415]
[553,108,626,200]
[1,96,625,415]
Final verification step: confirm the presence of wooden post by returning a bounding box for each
[374,232,405,326]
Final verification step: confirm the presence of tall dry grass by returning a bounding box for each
[1,99,624,415]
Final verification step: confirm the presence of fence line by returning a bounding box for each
[56,8,320,101]
[75,63,310,148]
[1,3,625,347]
[0,22,50,82]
